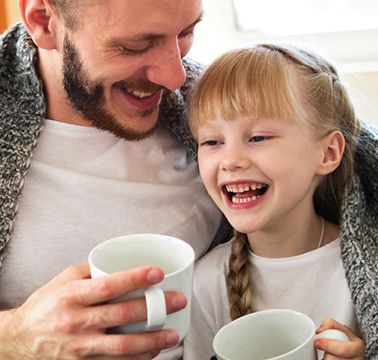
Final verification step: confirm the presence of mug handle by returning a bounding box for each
[315,329,349,342]
[145,286,167,331]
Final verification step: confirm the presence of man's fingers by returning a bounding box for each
[57,262,92,282]
[75,291,187,330]
[74,266,165,305]
[92,353,159,360]
[7,264,184,360]
[165,291,188,314]
[72,330,179,358]
[101,330,180,356]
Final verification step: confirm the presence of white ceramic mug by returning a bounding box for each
[213,309,349,360]
[88,233,195,341]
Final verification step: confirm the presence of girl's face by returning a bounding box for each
[197,115,325,237]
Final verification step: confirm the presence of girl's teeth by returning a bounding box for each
[231,195,259,203]
[225,183,266,193]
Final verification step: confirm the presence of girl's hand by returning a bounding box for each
[314,318,365,359]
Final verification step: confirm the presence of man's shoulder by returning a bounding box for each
[157,58,204,159]
[181,57,203,89]
[0,22,29,58]
[182,57,203,73]
[0,22,37,87]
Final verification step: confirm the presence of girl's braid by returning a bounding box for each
[227,231,253,320]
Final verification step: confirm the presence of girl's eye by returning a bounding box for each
[249,135,268,143]
[200,140,221,146]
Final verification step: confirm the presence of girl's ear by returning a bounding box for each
[316,130,345,176]
[19,0,61,50]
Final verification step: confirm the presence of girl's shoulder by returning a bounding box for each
[196,238,234,270]
[193,239,234,290]
[192,239,233,303]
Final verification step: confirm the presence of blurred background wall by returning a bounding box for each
[0,0,20,33]
[189,0,378,127]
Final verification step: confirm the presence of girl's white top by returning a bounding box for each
[183,237,358,360]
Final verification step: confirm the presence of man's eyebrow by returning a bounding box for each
[111,12,204,44]
[183,12,204,32]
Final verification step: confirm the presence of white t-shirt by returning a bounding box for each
[0,120,222,309]
[183,237,358,360]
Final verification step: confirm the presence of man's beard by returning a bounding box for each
[62,35,159,141]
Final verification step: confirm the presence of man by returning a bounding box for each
[0,0,226,358]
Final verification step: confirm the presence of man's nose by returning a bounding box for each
[146,40,186,90]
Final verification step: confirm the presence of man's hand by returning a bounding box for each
[0,263,187,359]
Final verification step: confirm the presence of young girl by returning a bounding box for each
[183,44,377,359]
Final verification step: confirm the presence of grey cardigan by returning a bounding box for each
[1,23,377,358]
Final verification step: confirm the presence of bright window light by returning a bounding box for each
[233,0,378,36]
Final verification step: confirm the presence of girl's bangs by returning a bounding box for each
[189,48,303,135]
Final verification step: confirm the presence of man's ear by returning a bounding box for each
[316,130,345,176]
[19,0,61,50]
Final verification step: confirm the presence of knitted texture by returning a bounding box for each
[0,23,46,270]
[340,124,378,358]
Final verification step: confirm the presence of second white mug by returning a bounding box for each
[213,308,349,360]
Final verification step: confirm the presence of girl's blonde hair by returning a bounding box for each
[189,44,360,320]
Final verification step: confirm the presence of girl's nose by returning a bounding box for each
[219,147,251,172]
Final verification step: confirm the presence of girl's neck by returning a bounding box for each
[247,217,340,258]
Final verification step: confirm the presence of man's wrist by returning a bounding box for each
[0,309,24,359]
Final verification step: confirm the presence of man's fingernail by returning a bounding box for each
[172,293,187,310]
[166,331,180,346]
[147,268,163,284]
